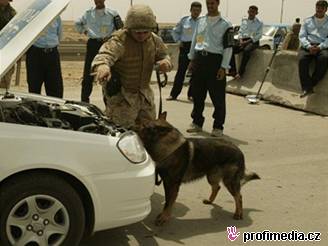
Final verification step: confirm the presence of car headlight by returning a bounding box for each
[117,131,147,164]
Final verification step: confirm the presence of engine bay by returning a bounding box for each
[0,95,124,136]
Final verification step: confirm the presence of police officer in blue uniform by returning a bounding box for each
[26,17,63,98]
[75,0,123,103]
[298,0,328,98]
[187,0,233,137]
[166,1,201,101]
[229,5,263,79]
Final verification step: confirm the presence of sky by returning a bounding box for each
[12,0,318,25]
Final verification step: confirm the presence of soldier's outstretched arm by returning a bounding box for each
[91,32,125,70]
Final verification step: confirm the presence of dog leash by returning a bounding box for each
[155,66,168,118]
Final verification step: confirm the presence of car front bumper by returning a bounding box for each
[87,155,155,232]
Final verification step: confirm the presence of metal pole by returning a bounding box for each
[130,0,133,6]
[15,58,22,86]
[226,0,229,18]
[280,0,285,23]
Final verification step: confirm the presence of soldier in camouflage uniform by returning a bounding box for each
[0,0,16,89]
[281,19,301,51]
[92,4,172,128]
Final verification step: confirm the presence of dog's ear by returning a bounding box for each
[158,111,167,120]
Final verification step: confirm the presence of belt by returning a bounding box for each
[180,41,192,50]
[196,50,220,57]
[181,41,192,46]
[90,37,108,42]
[32,46,57,53]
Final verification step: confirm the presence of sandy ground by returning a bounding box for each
[9,62,328,245]
[78,84,327,246]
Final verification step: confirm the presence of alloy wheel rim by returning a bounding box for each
[6,194,70,246]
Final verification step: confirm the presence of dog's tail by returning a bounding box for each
[241,171,260,186]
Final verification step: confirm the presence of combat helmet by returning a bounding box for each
[124,5,157,31]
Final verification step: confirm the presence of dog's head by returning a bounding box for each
[134,112,186,162]
[135,112,173,147]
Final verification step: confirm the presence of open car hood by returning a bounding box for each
[0,90,127,137]
[0,0,70,77]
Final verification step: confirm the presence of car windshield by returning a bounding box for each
[0,0,69,77]
[263,26,277,37]
[0,0,51,49]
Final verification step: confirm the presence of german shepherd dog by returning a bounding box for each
[136,112,260,226]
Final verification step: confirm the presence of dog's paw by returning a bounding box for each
[233,213,243,220]
[155,213,170,226]
[202,199,213,205]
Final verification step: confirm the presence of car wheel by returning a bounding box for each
[260,45,271,50]
[0,173,85,246]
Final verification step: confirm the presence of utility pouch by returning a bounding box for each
[105,71,121,97]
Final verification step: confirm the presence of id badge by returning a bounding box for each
[196,35,204,44]
[100,26,108,34]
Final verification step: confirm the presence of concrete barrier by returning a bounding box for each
[226,50,272,96]
[227,49,328,116]
[156,45,328,116]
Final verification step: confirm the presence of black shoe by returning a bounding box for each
[300,89,314,98]
[166,96,177,101]
[227,70,237,77]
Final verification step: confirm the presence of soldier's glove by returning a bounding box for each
[94,64,111,85]
[157,59,172,73]
[216,68,226,81]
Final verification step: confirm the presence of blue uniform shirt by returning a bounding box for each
[238,16,263,42]
[188,14,233,69]
[33,17,62,48]
[172,15,199,42]
[75,7,118,39]
[299,15,328,50]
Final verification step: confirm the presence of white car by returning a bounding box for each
[0,1,155,246]
[233,24,290,50]
[259,24,290,50]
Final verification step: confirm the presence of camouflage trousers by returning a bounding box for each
[104,90,156,128]
[0,66,15,89]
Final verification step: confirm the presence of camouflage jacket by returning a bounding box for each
[0,4,16,31]
[281,32,300,51]
[92,29,171,104]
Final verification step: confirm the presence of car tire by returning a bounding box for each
[260,45,271,50]
[0,173,85,246]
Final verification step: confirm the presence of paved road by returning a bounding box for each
[14,82,325,246]
[48,82,325,246]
